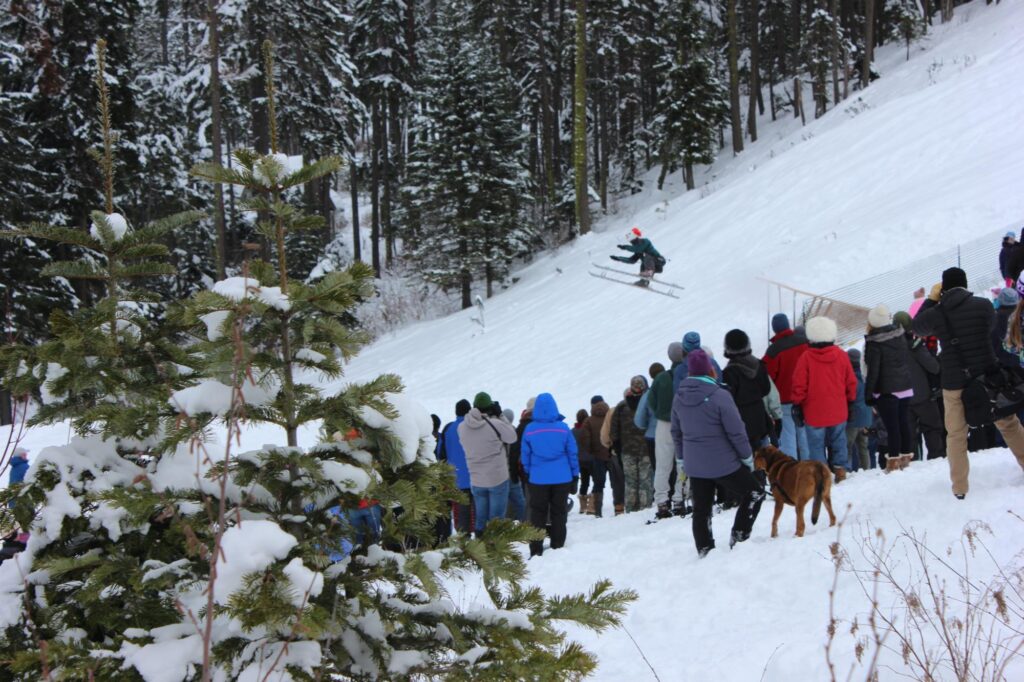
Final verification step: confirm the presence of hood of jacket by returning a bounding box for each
[726,353,761,379]
[590,401,610,419]
[461,407,493,430]
[866,324,904,344]
[804,344,845,366]
[678,376,719,408]
[941,287,973,309]
[532,392,565,423]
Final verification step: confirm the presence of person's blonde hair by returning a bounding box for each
[1009,299,1024,350]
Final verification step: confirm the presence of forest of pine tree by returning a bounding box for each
[1,0,961,338]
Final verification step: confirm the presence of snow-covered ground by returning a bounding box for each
[4,2,1024,679]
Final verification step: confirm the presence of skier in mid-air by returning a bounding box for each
[611,227,665,287]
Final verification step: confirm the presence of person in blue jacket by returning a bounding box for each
[521,393,579,557]
[1,449,30,564]
[437,399,474,535]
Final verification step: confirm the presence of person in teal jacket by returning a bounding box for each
[611,227,665,286]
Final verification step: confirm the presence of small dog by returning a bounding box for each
[754,445,836,538]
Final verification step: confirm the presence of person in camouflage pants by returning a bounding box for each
[610,376,655,511]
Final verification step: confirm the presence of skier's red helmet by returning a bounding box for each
[627,227,642,241]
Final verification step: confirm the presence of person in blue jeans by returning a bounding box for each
[458,392,518,537]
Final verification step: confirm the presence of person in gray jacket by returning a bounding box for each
[671,350,765,557]
[458,392,518,536]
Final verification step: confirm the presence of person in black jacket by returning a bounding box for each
[1000,232,1018,286]
[722,329,773,451]
[865,304,915,472]
[912,267,1024,499]
[894,311,945,460]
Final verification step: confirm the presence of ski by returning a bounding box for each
[590,262,685,290]
[588,271,680,299]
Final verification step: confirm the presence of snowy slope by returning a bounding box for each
[3,3,1024,680]
[344,0,1024,423]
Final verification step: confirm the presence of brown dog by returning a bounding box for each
[753,445,836,538]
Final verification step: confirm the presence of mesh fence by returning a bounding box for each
[764,224,1019,347]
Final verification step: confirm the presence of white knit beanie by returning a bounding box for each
[868,304,891,330]
[806,316,838,344]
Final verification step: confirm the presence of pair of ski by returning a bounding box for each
[588,263,684,299]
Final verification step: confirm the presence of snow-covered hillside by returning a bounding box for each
[344,0,1024,423]
[3,2,1024,680]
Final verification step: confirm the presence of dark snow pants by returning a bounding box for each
[528,481,572,556]
[911,400,946,459]
[690,467,765,556]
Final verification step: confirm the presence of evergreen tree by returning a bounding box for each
[402,3,533,309]
[803,6,840,118]
[886,0,923,60]
[655,0,729,190]
[0,42,636,680]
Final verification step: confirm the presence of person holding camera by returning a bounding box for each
[458,392,518,537]
[913,267,1024,499]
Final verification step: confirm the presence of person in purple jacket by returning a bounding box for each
[671,350,765,557]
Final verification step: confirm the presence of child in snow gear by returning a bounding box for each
[611,377,655,512]
[572,409,593,514]
[437,400,475,534]
[672,350,765,556]
[893,311,946,461]
[578,396,612,517]
[790,317,857,482]
[611,227,666,287]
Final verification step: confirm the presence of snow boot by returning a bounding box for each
[634,278,650,288]
[729,529,750,549]
[884,456,901,473]
[614,504,625,516]
[578,494,588,515]
[672,500,692,517]
[833,466,847,483]
[655,503,673,520]
[592,492,604,518]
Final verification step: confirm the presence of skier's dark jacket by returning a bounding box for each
[617,237,663,262]
[864,325,913,397]
[912,288,999,390]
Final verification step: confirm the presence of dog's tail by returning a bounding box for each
[811,464,827,526]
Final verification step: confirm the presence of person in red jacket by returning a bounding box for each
[763,313,810,458]
[790,316,858,482]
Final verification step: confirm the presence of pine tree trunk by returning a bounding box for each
[768,54,777,120]
[370,100,382,277]
[862,0,875,89]
[746,0,760,142]
[349,124,361,263]
[381,99,394,267]
[573,0,590,234]
[830,0,842,106]
[459,235,471,309]
[207,0,227,280]
[941,0,952,23]
[158,0,169,65]
[726,0,744,154]
[795,77,806,125]
[789,0,803,73]
[388,88,403,260]
[684,162,695,191]
[599,76,609,213]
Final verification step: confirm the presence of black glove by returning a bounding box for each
[570,476,579,494]
[791,404,805,428]
[617,244,629,250]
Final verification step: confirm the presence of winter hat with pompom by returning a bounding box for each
[868,304,892,330]
[771,313,791,334]
[682,331,702,353]
[687,349,714,377]
[805,317,838,345]
[723,329,751,358]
